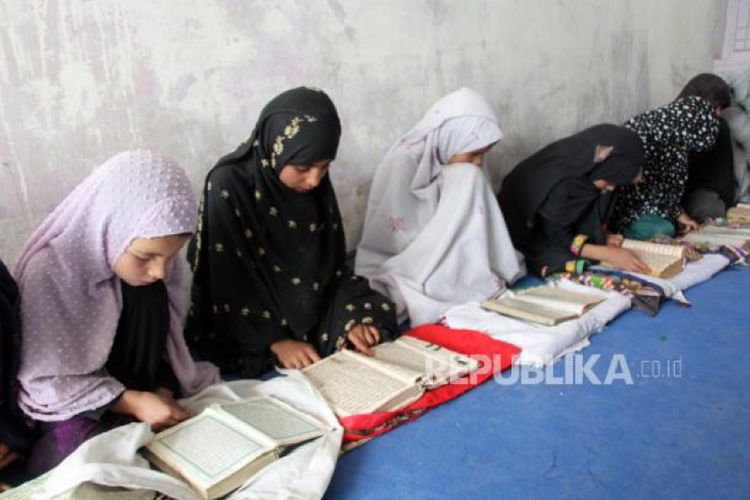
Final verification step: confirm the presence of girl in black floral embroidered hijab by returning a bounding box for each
[610,95,721,239]
[186,87,398,377]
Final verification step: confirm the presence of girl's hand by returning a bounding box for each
[0,442,18,470]
[606,233,624,248]
[270,339,321,370]
[347,324,381,356]
[112,390,193,432]
[677,213,700,234]
[602,248,651,274]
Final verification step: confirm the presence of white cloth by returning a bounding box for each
[23,374,342,500]
[441,280,631,367]
[355,88,523,326]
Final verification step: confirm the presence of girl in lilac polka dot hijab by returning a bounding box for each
[13,150,219,474]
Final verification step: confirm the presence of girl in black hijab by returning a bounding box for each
[0,259,35,488]
[498,124,648,277]
[678,74,735,221]
[186,87,398,377]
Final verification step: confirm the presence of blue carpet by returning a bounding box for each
[326,266,750,499]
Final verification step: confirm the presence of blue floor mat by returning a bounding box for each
[326,266,750,499]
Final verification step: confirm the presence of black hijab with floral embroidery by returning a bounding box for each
[611,96,720,231]
[186,87,397,377]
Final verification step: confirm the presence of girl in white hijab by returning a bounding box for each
[355,88,523,326]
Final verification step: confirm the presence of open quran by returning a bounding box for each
[727,204,750,224]
[142,396,328,499]
[681,224,750,248]
[481,284,605,326]
[602,239,686,278]
[302,336,479,417]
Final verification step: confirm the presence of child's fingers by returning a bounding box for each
[304,345,321,363]
[0,451,18,470]
[365,326,380,345]
[348,333,374,356]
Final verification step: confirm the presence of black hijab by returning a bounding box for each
[678,74,736,209]
[1,259,35,455]
[186,88,396,376]
[677,73,731,111]
[498,124,644,248]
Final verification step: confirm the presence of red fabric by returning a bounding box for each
[339,323,520,443]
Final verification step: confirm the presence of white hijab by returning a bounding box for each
[355,88,523,326]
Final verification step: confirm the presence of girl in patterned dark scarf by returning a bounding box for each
[186,87,398,377]
[611,95,721,239]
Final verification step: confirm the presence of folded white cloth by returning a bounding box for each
[26,373,342,500]
[441,280,631,367]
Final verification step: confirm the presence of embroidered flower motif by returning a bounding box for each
[388,217,406,232]
[333,222,339,230]
[288,220,297,229]
[361,316,374,324]
[273,135,284,156]
[344,320,356,332]
[261,158,270,168]
[220,189,229,199]
[215,243,224,252]
[313,281,320,291]
[244,228,253,238]
[234,209,241,217]
[253,139,260,147]
[261,310,271,319]
[345,303,355,311]
[336,270,342,277]
[223,304,230,312]
[207,181,213,191]
[258,246,266,256]
[281,318,288,326]
[381,303,391,311]
[284,117,301,138]
[272,264,282,273]
[236,249,243,257]
[364,302,372,310]
[212,305,218,314]
[241,307,250,316]
[269,206,278,216]
[255,189,262,200]
[291,277,301,286]
[309,222,317,231]
[321,332,330,342]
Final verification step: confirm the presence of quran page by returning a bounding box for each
[219,397,326,446]
[303,350,420,417]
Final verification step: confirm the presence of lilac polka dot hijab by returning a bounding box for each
[15,150,219,421]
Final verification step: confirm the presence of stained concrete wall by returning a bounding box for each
[0,0,726,264]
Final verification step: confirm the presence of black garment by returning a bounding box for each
[526,193,617,276]
[186,87,398,377]
[683,117,736,219]
[498,124,644,276]
[106,280,178,394]
[611,96,720,231]
[0,260,35,456]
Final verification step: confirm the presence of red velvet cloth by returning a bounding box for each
[339,324,521,443]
